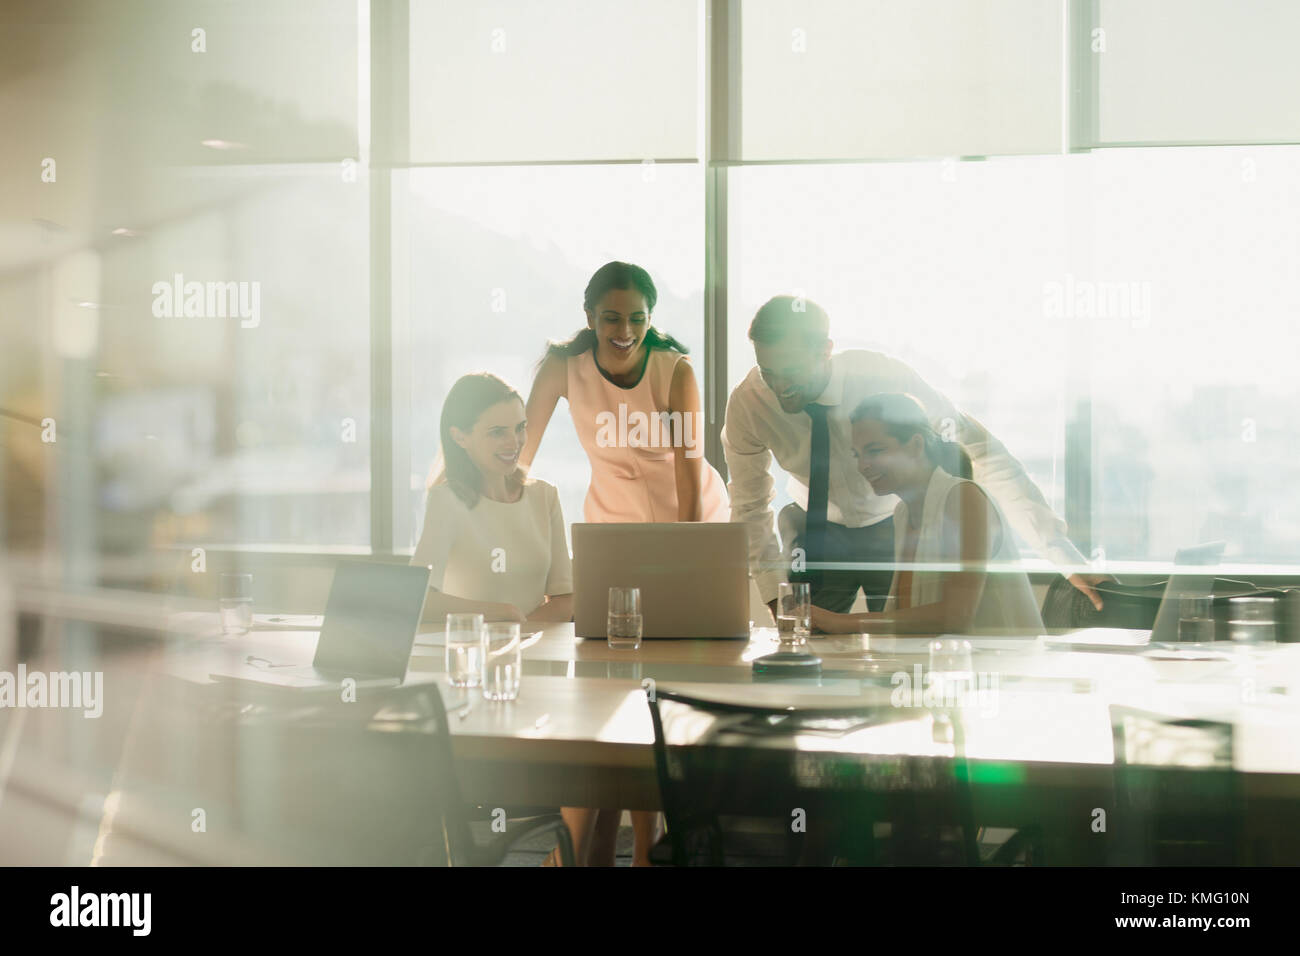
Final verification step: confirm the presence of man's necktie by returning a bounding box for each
[804,402,830,585]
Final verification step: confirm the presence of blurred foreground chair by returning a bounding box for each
[1108,705,1240,865]
[97,676,572,866]
[646,688,982,866]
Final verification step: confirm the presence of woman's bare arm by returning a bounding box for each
[669,358,705,522]
[421,589,524,624]
[526,593,574,624]
[519,353,567,474]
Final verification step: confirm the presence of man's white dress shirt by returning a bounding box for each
[722,349,1087,604]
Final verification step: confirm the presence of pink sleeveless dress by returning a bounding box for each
[566,347,730,523]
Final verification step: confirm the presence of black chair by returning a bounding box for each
[646,688,981,866]
[98,676,573,866]
[1108,705,1240,865]
[1043,575,1300,642]
[1041,576,1167,630]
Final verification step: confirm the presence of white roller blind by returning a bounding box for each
[1097,0,1300,144]
[109,0,360,163]
[739,0,1064,160]
[409,0,699,163]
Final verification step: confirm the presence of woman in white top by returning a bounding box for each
[412,373,573,625]
[811,393,1043,635]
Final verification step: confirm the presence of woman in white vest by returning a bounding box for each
[810,393,1043,635]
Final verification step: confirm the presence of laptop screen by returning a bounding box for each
[312,563,430,678]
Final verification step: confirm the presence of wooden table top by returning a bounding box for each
[165,616,1300,776]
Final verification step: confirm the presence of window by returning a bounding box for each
[727,157,1069,540]
[98,166,371,549]
[737,0,1064,160]
[408,0,699,163]
[1096,0,1300,146]
[396,163,704,549]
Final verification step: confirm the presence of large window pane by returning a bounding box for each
[409,0,699,163]
[728,158,1069,551]
[1097,0,1300,145]
[739,0,1063,161]
[397,163,704,549]
[1084,146,1300,566]
[729,148,1300,568]
[97,166,370,551]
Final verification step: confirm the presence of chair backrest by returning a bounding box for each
[1108,705,1240,865]
[647,689,979,866]
[1041,577,1168,630]
[99,677,470,865]
[1043,576,1300,641]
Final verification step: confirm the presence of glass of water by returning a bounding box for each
[445,613,485,687]
[1227,596,1277,645]
[777,582,811,645]
[928,638,974,700]
[482,623,522,701]
[1178,595,1215,643]
[607,587,643,650]
[219,573,253,635]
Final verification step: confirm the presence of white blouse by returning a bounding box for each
[410,478,573,615]
[886,467,1044,634]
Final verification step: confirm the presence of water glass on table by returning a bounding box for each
[219,573,253,635]
[928,638,974,692]
[1177,595,1215,643]
[482,623,522,701]
[445,613,485,687]
[607,586,643,650]
[777,581,811,645]
[1227,596,1277,645]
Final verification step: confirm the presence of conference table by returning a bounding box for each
[168,618,1300,864]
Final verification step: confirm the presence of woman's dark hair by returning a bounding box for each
[431,372,524,508]
[542,261,689,361]
[849,392,966,476]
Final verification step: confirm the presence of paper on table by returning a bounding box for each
[1043,628,1150,651]
[253,614,324,630]
[415,630,543,648]
[830,635,1044,654]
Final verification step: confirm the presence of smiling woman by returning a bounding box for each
[516,262,730,868]
[519,261,728,524]
[410,373,574,626]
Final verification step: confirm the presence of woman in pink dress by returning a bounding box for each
[520,261,729,866]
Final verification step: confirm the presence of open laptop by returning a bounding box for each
[1044,541,1226,651]
[572,523,750,639]
[210,562,431,688]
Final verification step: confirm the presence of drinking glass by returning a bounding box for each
[445,613,485,687]
[777,582,811,645]
[219,573,253,635]
[1177,595,1215,643]
[928,638,974,701]
[482,623,522,701]
[607,587,643,649]
[1227,596,1277,645]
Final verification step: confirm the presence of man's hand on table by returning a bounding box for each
[1068,572,1110,611]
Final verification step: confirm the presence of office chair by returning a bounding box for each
[96,676,573,866]
[1108,705,1240,865]
[1040,576,1168,630]
[646,689,981,866]
[1043,575,1300,641]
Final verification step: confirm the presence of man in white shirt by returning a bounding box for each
[722,295,1105,617]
